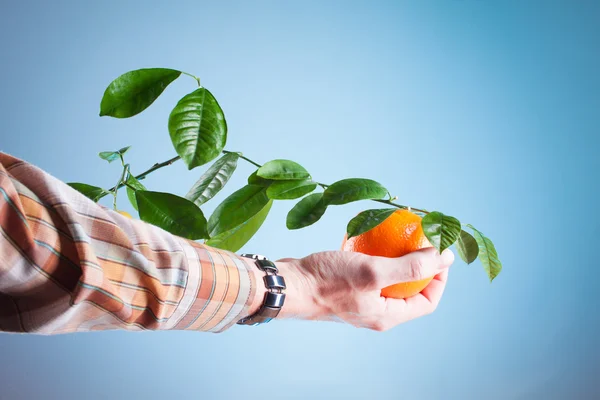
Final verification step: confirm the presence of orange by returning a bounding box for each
[117,210,133,219]
[341,209,433,299]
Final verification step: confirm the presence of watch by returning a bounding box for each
[237,254,286,326]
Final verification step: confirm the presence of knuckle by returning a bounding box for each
[408,255,424,281]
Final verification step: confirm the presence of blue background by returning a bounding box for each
[1,1,598,399]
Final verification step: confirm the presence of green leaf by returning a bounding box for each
[67,183,110,202]
[136,190,208,240]
[100,68,181,118]
[456,230,479,264]
[322,178,388,205]
[99,146,131,163]
[168,88,227,170]
[422,211,462,253]
[248,170,272,187]
[206,200,272,252]
[286,193,328,229]
[208,185,269,237]
[266,179,317,200]
[185,153,239,206]
[99,152,119,163]
[125,174,146,211]
[467,225,502,282]
[257,160,310,181]
[346,208,397,239]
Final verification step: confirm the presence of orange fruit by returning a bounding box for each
[341,209,433,299]
[117,210,133,219]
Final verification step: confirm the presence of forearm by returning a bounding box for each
[0,152,252,334]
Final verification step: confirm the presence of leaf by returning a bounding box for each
[207,185,270,237]
[136,190,208,240]
[100,68,181,118]
[257,160,310,180]
[346,208,397,239]
[286,193,328,229]
[266,179,317,200]
[206,200,272,252]
[322,178,388,205]
[185,153,239,206]
[125,174,146,211]
[467,225,502,282]
[67,183,110,202]
[168,88,227,170]
[456,230,479,264]
[248,170,272,187]
[99,146,131,163]
[421,211,462,253]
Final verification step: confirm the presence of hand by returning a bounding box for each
[274,248,454,331]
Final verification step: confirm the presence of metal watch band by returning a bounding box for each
[237,254,286,326]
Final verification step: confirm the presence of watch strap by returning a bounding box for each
[237,254,286,326]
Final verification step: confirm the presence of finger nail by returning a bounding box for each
[439,249,454,268]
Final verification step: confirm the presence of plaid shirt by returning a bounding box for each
[0,152,255,334]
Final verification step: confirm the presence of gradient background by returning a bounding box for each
[1,1,599,399]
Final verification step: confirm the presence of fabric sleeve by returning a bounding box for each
[0,152,256,334]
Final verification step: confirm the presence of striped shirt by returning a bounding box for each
[0,152,255,334]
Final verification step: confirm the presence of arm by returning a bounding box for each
[0,152,254,333]
[0,152,453,335]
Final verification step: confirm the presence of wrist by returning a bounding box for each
[274,259,321,320]
[242,255,322,322]
[246,259,268,317]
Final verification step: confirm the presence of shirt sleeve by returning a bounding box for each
[0,152,256,334]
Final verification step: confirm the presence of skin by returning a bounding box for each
[245,247,454,332]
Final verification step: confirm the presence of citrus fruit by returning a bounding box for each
[117,210,133,219]
[341,209,434,299]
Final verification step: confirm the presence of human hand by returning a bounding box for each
[272,248,454,331]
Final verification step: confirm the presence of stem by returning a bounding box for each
[107,150,429,214]
[181,71,201,87]
[123,182,137,191]
[135,156,181,181]
[372,199,428,214]
[108,155,181,192]
[222,150,262,168]
[112,163,129,210]
[218,153,427,213]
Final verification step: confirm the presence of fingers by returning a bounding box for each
[381,269,449,329]
[373,248,454,287]
[418,269,449,304]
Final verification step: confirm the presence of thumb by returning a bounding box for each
[377,247,454,285]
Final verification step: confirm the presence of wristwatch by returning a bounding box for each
[237,254,286,326]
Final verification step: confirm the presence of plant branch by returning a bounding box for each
[225,152,428,214]
[108,155,181,192]
[108,150,429,214]
[222,150,261,168]
[372,199,428,214]
[112,163,129,210]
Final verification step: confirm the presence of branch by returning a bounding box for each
[109,151,429,214]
